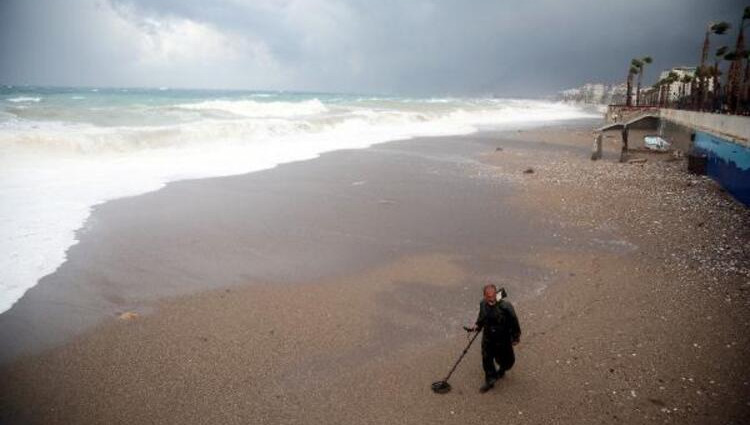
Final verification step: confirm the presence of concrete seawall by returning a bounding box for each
[659,109,749,146]
[657,111,749,206]
[603,106,749,146]
[692,131,750,205]
[602,105,750,206]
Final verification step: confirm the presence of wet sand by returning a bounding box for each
[1,120,749,424]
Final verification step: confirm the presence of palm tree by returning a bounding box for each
[664,71,679,107]
[742,7,750,110]
[656,78,668,107]
[635,56,652,105]
[691,68,703,109]
[727,7,750,112]
[699,21,731,108]
[680,74,693,105]
[708,67,723,111]
[725,49,745,111]
[701,21,731,66]
[626,61,639,106]
[713,46,728,108]
[656,73,676,107]
[742,50,750,110]
[631,59,643,106]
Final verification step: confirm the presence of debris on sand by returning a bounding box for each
[118,311,139,320]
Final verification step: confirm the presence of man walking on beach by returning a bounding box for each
[467,284,521,393]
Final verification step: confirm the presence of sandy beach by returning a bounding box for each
[1,120,748,425]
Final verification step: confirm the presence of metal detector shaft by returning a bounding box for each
[442,330,480,382]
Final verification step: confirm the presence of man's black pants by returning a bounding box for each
[481,338,515,383]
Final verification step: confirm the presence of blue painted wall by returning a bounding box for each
[693,131,750,206]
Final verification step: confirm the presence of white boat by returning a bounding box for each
[644,136,671,151]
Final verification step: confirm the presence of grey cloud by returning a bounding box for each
[1,0,747,96]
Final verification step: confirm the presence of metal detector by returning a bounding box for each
[431,329,480,394]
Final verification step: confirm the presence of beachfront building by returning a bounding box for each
[558,84,605,104]
[659,67,701,101]
[557,83,627,105]
[640,66,715,106]
[581,83,607,103]
[610,83,628,105]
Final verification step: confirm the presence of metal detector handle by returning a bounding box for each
[442,330,481,382]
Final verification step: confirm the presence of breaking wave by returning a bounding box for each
[177,98,329,118]
[6,97,41,103]
[0,90,598,314]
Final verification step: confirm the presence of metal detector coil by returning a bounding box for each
[431,380,451,394]
[431,330,480,394]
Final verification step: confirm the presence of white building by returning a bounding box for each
[609,83,627,105]
[557,83,627,105]
[655,66,714,101]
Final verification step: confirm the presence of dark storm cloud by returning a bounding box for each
[0,0,747,95]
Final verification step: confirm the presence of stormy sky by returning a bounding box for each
[0,0,746,96]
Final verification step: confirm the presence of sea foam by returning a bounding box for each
[6,97,41,103]
[177,99,329,118]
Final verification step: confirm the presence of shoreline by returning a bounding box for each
[2,119,748,424]
[0,118,598,363]
[0,116,595,317]
[1,92,598,318]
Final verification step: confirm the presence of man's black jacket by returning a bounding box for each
[475,299,521,343]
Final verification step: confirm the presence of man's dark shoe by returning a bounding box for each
[479,378,497,393]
